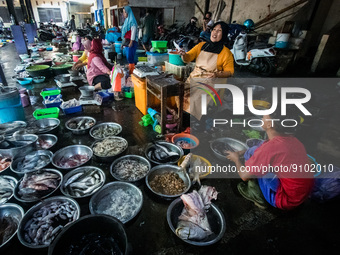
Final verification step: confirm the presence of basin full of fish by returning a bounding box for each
[0,213,19,247]
[11,150,52,174]
[66,117,96,135]
[111,156,150,182]
[63,233,123,255]
[0,176,17,204]
[176,186,218,241]
[56,154,90,169]
[92,137,128,159]
[175,139,196,149]
[19,198,79,248]
[44,95,62,105]
[146,142,182,164]
[62,167,105,198]
[90,183,143,224]
[0,156,11,172]
[15,170,62,202]
[36,135,57,150]
[211,141,235,156]
[61,99,80,109]
[90,123,122,139]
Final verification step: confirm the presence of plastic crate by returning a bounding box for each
[40,89,61,99]
[33,107,60,120]
[146,52,168,66]
[43,99,63,108]
[165,61,188,79]
[61,105,82,115]
[151,41,168,48]
[138,57,148,62]
[96,91,111,103]
[123,87,134,98]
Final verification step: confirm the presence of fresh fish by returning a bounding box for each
[97,188,141,223]
[0,215,18,245]
[64,233,123,255]
[93,138,127,157]
[67,118,95,130]
[113,159,149,181]
[16,153,50,173]
[23,200,78,246]
[92,125,121,139]
[212,141,235,156]
[64,168,103,197]
[0,176,16,204]
[0,156,11,172]
[176,186,218,241]
[61,99,79,109]
[18,171,61,201]
[57,154,90,168]
[147,142,180,163]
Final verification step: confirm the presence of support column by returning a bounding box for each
[5,0,19,25]
[19,0,29,23]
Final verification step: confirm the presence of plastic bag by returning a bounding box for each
[110,65,124,92]
[311,165,340,203]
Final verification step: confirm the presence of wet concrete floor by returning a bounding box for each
[1,43,340,255]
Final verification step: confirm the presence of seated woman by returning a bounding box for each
[72,36,92,70]
[179,21,234,120]
[72,35,84,52]
[86,39,123,100]
[226,109,315,210]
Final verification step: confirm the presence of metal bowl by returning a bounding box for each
[10,150,53,175]
[91,137,128,163]
[89,182,143,224]
[0,175,17,205]
[52,145,93,170]
[13,168,63,203]
[68,69,79,77]
[110,155,151,182]
[245,116,264,132]
[89,122,122,139]
[34,118,60,134]
[145,141,184,165]
[65,116,96,135]
[79,86,95,98]
[0,134,38,159]
[167,198,226,246]
[48,215,128,255]
[17,196,80,249]
[145,164,191,199]
[210,137,249,162]
[60,166,106,199]
[36,134,58,150]
[57,74,71,83]
[0,203,24,249]
[0,121,27,139]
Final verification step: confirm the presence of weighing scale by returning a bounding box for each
[55,79,77,88]
[79,93,102,105]
[133,65,160,78]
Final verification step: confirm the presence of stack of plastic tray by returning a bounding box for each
[165,61,188,80]
[33,107,60,120]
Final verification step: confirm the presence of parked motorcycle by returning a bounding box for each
[38,28,55,41]
[230,31,276,76]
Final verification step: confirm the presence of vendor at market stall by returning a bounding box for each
[72,36,92,70]
[226,109,315,210]
[72,35,85,52]
[179,21,234,120]
[121,6,138,74]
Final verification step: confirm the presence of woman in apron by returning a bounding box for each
[179,21,234,120]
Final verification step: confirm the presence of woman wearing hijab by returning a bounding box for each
[73,36,92,70]
[121,6,138,74]
[179,21,234,120]
[72,35,85,52]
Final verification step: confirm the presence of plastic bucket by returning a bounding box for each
[0,88,26,123]
[275,33,290,48]
[169,51,185,66]
[115,42,122,54]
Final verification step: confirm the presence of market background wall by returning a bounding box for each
[194,0,311,33]
[31,0,68,25]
